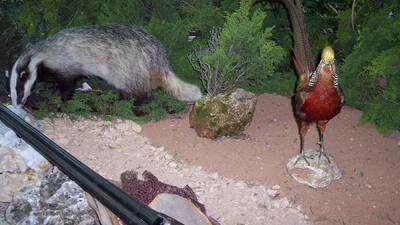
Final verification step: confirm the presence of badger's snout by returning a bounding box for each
[10,81,25,105]
[9,69,31,106]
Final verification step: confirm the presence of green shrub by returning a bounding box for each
[189,0,284,96]
[33,88,186,122]
[140,90,186,122]
[340,5,400,132]
[34,89,131,120]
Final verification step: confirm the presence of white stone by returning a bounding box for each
[235,181,247,189]
[0,148,28,173]
[286,149,342,188]
[0,130,20,147]
[210,172,219,180]
[271,185,281,190]
[5,169,98,225]
[169,162,178,168]
[165,154,173,160]
[0,172,38,202]
[17,144,48,174]
[266,189,280,199]
[149,193,212,225]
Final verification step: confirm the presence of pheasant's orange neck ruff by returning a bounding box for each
[307,61,339,90]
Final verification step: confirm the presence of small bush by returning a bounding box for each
[140,90,186,122]
[189,0,284,96]
[33,87,185,123]
[33,89,133,120]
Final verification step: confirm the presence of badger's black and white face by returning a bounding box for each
[9,57,40,106]
[7,69,31,105]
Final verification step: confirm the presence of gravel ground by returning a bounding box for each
[143,93,400,225]
[43,117,310,225]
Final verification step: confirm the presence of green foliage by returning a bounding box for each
[33,88,185,122]
[144,18,199,86]
[140,90,186,122]
[335,9,356,57]
[340,4,400,132]
[0,3,22,100]
[177,1,224,35]
[223,0,285,77]
[1,0,399,132]
[34,90,133,120]
[262,4,293,70]
[220,0,241,13]
[359,46,400,133]
[190,0,284,96]
[11,0,145,41]
[144,1,224,86]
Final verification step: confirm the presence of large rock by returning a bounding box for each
[0,148,28,173]
[0,148,42,202]
[0,105,48,174]
[0,105,98,224]
[189,88,257,139]
[0,106,50,202]
[4,168,99,225]
[0,172,39,202]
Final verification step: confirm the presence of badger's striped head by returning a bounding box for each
[9,57,38,106]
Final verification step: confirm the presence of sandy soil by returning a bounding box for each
[142,93,400,225]
[42,114,310,225]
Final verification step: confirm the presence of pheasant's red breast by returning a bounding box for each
[300,76,342,122]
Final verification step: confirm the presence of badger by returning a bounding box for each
[9,24,202,106]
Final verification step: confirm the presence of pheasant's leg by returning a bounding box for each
[294,121,310,166]
[317,120,331,163]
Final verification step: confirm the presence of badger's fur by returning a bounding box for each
[10,24,202,105]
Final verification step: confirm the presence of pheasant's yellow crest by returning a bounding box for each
[321,46,335,63]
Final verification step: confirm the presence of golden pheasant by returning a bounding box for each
[294,46,344,165]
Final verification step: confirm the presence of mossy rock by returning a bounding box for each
[189,88,257,139]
